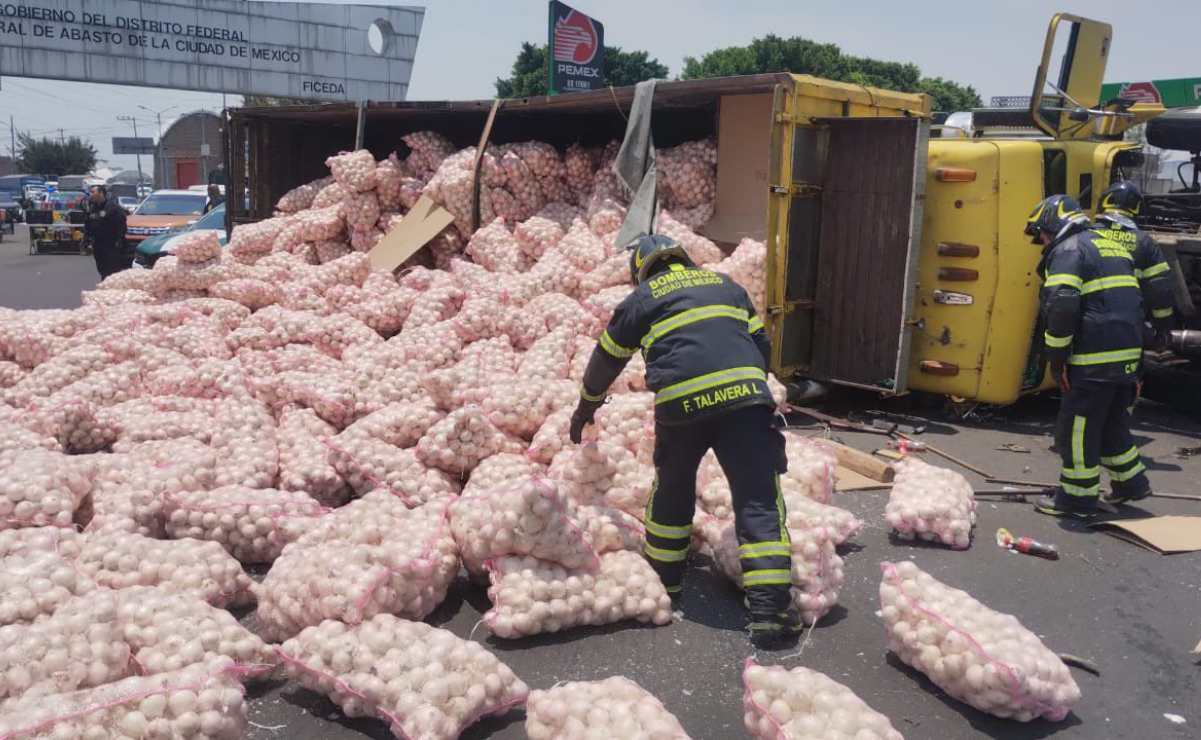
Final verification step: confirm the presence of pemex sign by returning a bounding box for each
[0,0,424,101]
[1101,77,1201,109]
[547,0,603,95]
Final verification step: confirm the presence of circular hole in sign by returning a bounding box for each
[367,19,393,56]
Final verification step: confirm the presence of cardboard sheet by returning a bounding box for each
[1089,516,1201,554]
[368,193,454,272]
[835,465,890,492]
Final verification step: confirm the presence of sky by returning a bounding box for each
[1,0,1197,175]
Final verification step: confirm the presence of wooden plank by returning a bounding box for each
[814,439,896,483]
[470,99,503,232]
[368,193,455,273]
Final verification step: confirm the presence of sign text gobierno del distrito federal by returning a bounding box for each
[0,0,424,101]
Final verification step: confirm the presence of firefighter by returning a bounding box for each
[568,234,799,644]
[1027,195,1155,518]
[1092,180,1176,349]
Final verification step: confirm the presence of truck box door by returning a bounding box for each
[767,115,928,392]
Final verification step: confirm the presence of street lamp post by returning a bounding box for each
[138,105,175,189]
[116,115,144,188]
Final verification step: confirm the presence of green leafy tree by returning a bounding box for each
[14,133,97,176]
[682,35,981,112]
[496,42,669,97]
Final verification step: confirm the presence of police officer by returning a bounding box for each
[568,234,800,643]
[84,185,128,280]
[1026,195,1156,518]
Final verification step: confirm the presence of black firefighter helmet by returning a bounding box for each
[1024,194,1088,245]
[1098,180,1143,216]
[626,233,694,284]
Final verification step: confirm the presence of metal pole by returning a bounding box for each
[354,100,367,150]
[9,115,14,159]
[118,116,145,187]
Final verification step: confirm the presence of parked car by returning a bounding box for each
[0,190,21,229]
[117,196,140,214]
[134,203,227,268]
[125,189,209,247]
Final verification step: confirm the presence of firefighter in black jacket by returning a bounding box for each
[568,235,800,642]
[1027,194,1159,518]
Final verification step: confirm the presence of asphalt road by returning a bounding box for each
[3,228,1199,740]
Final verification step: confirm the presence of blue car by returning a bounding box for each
[133,204,227,269]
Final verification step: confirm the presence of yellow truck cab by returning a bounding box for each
[766,13,1164,405]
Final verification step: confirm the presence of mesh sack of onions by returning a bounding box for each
[0,591,130,701]
[453,296,514,343]
[500,149,545,220]
[581,284,634,326]
[0,449,93,530]
[86,439,218,537]
[446,257,512,305]
[514,213,568,260]
[482,378,576,440]
[421,363,505,412]
[257,497,458,640]
[144,359,251,401]
[701,513,844,626]
[328,286,414,337]
[784,437,837,504]
[401,283,466,335]
[558,217,611,272]
[314,238,353,264]
[563,143,599,203]
[0,657,248,739]
[465,217,528,274]
[80,288,156,307]
[593,392,655,464]
[5,343,129,404]
[460,453,546,498]
[669,201,716,231]
[96,267,159,292]
[208,278,280,310]
[311,180,350,210]
[327,437,461,505]
[511,325,574,381]
[711,238,767,317]
[415,405,520,477]
[585,189,627,237]
[374,154,407,209]
[0,421,59,455]
[884,457,976,549]
[574,503,645,555]
[342,189,381,231]
[171,230,223,264]
[546,442,631,507]
[402,130,456,179]
[0,361,23,389]
[27,396,117,453]
[656,211,725,265]
[77,531,255,608]
[153,256,229,293]
[163,486,328,565]
[449,477,599,574]
[657,138,717,210]
[382,321,463,374]
[108,586,275,678]
[276,175,332,213]
[742,658,903,740]
[308,315,382,362]
[227,217,287,263]
[326,149,379,192]
[339,400,444,450]
[879,560,1081,721]
[260,370,358,429]
[277,407,351,507]
[528,407,576,465]
[0,526,81,560]
[483,550,673,639]
[577,251,630,296]
[0,550,94,627]
[278,615,528,740]
[782,489,862,547]
[522,247,580,302]
[526,676,690,740]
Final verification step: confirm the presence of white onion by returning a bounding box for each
[885,457,977,549]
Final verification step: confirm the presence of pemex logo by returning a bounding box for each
[553,9,599,65]
[1117,82,1162,104]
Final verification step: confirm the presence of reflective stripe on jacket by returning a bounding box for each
[582,263,774,424]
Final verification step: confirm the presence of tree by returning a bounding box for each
[682,35,981,112]
[495,43,669,98]
[242,95,314,107]
[14,133,97,176]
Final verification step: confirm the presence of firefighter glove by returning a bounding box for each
[569,396,604,444]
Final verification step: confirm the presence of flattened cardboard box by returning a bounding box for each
[1088,516,1201,554]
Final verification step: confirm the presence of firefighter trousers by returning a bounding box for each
[1054,379,1150,510]
[643,403,792,613]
